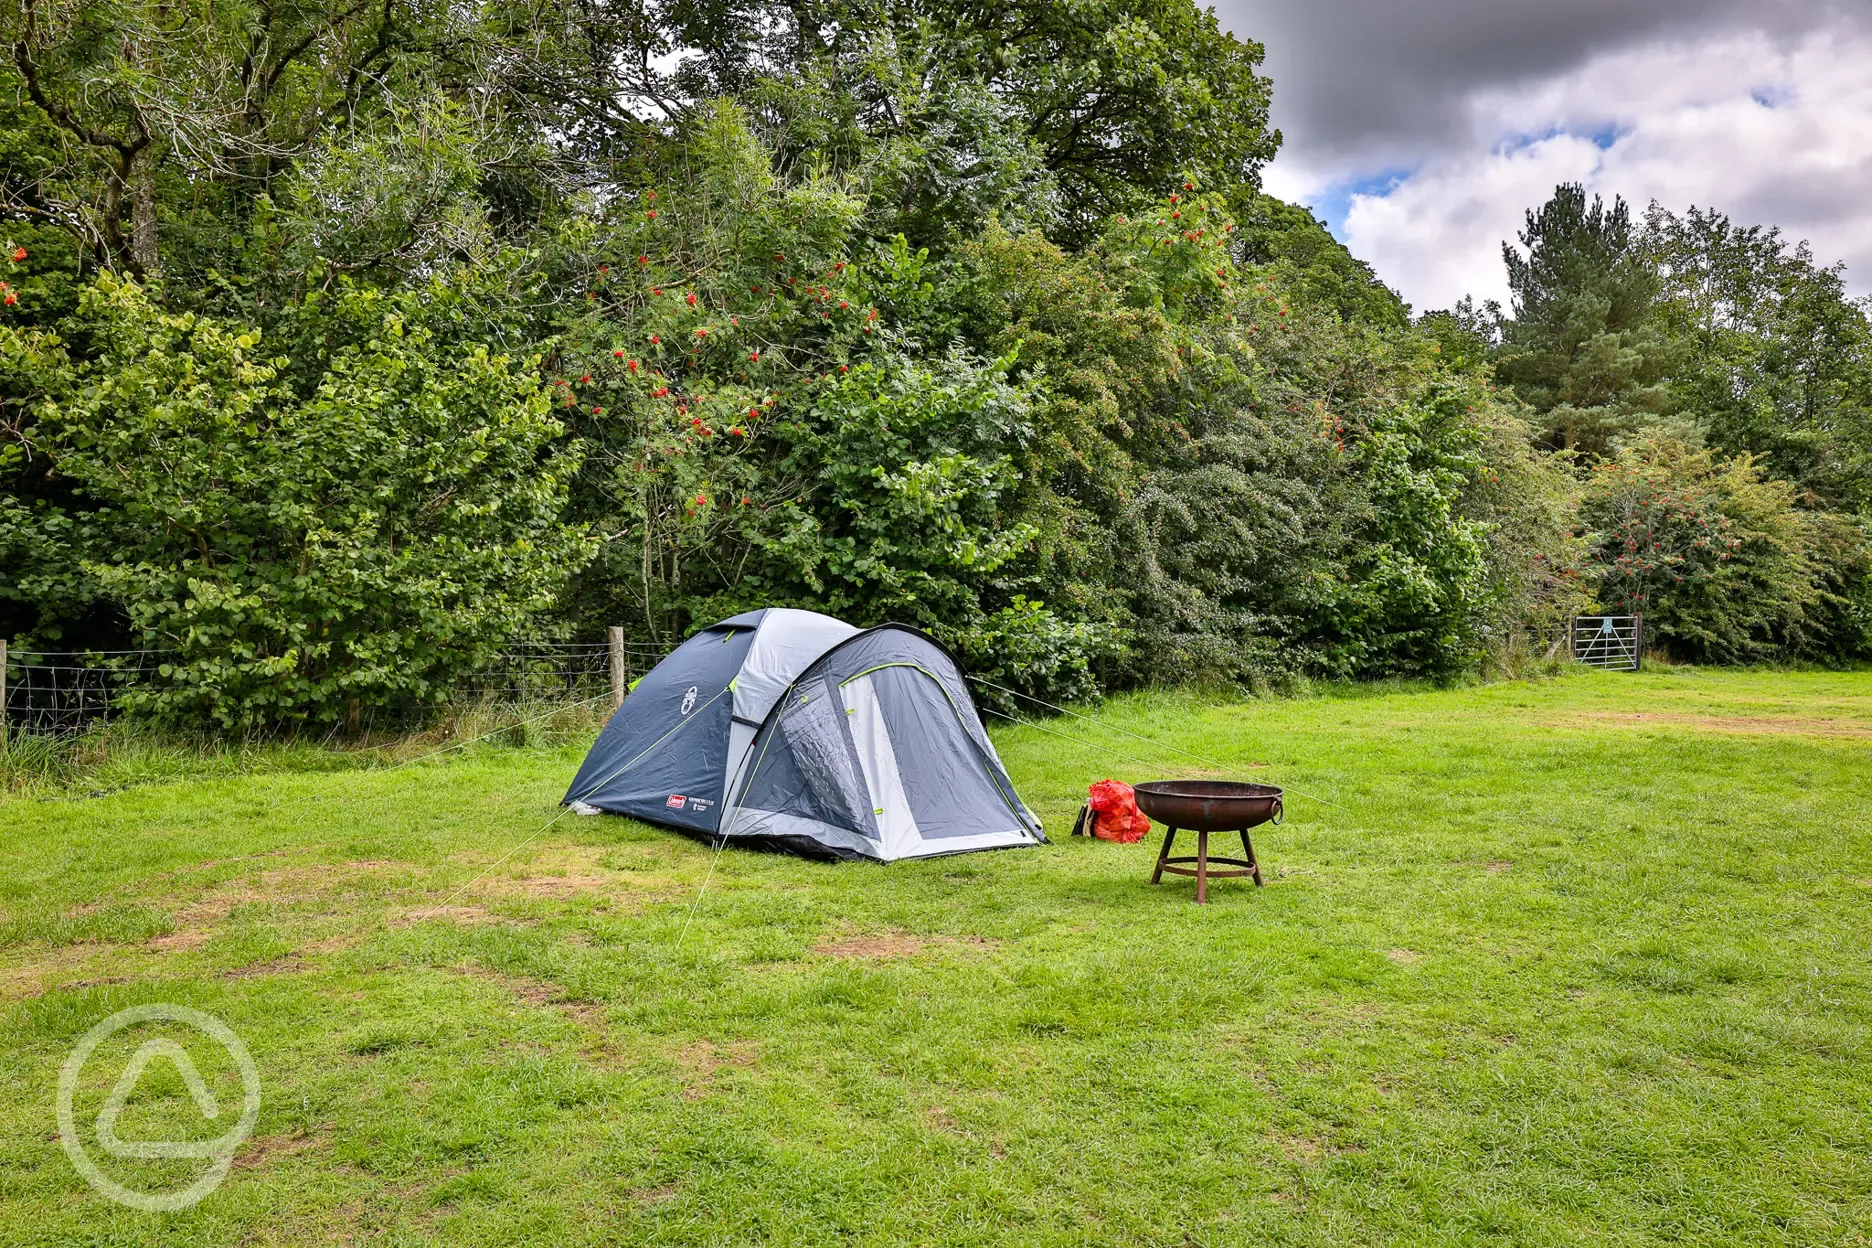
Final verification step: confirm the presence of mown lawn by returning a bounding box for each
[1,667,1868,1246]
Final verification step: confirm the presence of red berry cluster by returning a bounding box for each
[0,243,23,306]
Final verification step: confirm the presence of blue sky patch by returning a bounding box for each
[1490,122,1624,159]
[1308,168,1415,239]
[1586,123,1623,150]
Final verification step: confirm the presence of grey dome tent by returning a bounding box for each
[564,609,1045,861]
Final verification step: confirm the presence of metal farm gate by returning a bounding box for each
[1571,615,1643,671]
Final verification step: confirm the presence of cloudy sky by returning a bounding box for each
[1211,0,1872,313]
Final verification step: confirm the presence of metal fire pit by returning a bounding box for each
[1133,780,1283,903]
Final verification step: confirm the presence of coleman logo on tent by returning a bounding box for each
[680,685,698,715]
[666,794,687,809]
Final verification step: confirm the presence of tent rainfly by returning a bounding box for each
[563,608,1045,861]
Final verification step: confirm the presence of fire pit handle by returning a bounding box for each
[1271,796,1283,825]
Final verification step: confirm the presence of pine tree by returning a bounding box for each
[1495,184,1677,454]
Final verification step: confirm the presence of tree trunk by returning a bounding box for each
[97,165,130,272]
[129,149,160,278]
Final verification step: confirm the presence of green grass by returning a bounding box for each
[1,667,1868,1246]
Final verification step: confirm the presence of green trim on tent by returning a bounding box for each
[838,661,1028,831]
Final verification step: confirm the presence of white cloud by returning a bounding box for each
[1310,27,1872,311]
[1337,136,1605,310]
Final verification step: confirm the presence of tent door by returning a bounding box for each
[840,674,921,859]
[840,663,1035,858]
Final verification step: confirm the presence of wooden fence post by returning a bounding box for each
[608,627,627,712]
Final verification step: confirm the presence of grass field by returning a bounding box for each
[2,667,1869,1246]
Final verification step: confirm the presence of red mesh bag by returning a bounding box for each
[1087,779,1151,843]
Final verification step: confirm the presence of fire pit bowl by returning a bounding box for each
[1133,780,1283,832]
[1133,781,1284,902]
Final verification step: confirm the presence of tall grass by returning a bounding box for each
[1478,627,1577,680]
[0,695,608,798]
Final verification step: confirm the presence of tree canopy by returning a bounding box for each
[1,5,1866,731]
[1476,182,1870,661]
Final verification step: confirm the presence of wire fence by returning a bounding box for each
[0,616,1634,741]
[0,649,170,736]
[1,636,675,739]
[454,643,615,703]
[1515,624,1576,660]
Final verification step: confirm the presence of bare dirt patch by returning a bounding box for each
[1545,711,1872,739]
[675,1039,761,1100]
[211,859,405,894]
[811,928,998,959]
[391,904,512,927]
[488,874,614,899]
[1385,948,1422,966]
[148,928,213,952]
[1269,1126,1365,1164]
[300,932,363,954]
[223,957,311,980]
[1229,1060,1282,1099]
[130,859,423,948]
[452,966,611,1043]
[458,966,556,1008]
[0,945,107,1001]
[235,1131,327,1170]
[560,1000,610,1034]
[160,846,317,878]
[1272,1130,1327,1163]
[420,844,679,913]
[389,854,675,924]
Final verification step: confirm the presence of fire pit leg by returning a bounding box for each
[1241,829,1264,886]
[1151,827,1178,884]
[1196,830,1210,904]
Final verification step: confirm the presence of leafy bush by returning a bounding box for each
[1580,440,1867,662]
[1449,384,1593,651]
[1117,268,1505,684]
[3,106,1652,726]
[761,349,1118,696]
[535,103,1115,700]
[7,0,1871,753]
[931,188,1538,686]
[0,295,85,640]
[10,273,590,729]
[1645,204,1872,513]
[536,101,872,642]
